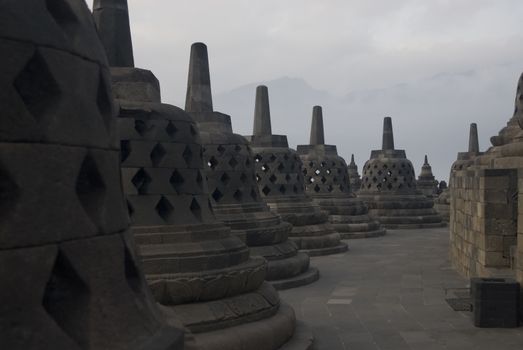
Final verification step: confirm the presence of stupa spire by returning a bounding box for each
[424,155,429,165]
[92,0,134,67]
[310,106,325,145]
[468,123,479,153]
[382,117,395,150]
[350,154,356,165]
[253,85,272,136]
[185,42,213,113]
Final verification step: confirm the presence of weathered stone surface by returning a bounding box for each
[247,86,339,262]
[357,117,444,229]
[347,154,362,193]
[0,1,183,348]
[297,107,386,239]
[417,155,439,198]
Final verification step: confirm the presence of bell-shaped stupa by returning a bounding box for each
[0,1,184,348]
[247,86,346,257]
[347,154,362,193]
[297,107,386,239]
[417,155,439,197]
[357,117,444,229]
[94,3,308,349]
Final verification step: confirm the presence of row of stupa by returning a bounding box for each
[1,1,445,349]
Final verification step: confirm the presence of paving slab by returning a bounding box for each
[280,227,523,349]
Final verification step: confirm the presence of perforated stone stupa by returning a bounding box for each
[347,154,362,193]
[0,1,184,348]
[95,3,308,349]
[184,44,323,294]
[417,155,439,198]
[247,86,345,257]
[297,107,386,239]
[357,117,444,229]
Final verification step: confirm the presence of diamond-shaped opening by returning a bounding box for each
[372,177,378,183]
[234,145,242,152]
[398,184,403,189]
[262,186,271,196]
[150,143,166,167]
[240,173,248,183]
[182,146,193,166]
[261,164,269,172]
[314,184,321,192]
[401,163,406,168]
[0,166,19,215]
[378,170,383,176]
[277,163,284,171]
[383,164,388,169]
[14,51,60,122]
[326,169,331,174]
[285,174,291,182]
[169,170,185,192]
[124,247,143,294]
[279,185,286,194]
[387,183,393,190]
[233,189,243,201]
[250,188,258,200]
[315,169,321,175]
[245,158,251,167]
[96,71,113,131]
[320,162,326,168]
[270,154,277,162]
[190,125,198,136]
[220,172,231,185]
[373,165,378,169]
[309,177,315,183]
[212,188,224,202]
[293,185,299,193]
[394,177,398,182]
[217,145,226,154]
[377,183,382,190]
[196,171,204,188]
[134,120,150,136]
[131,168,152,194]
[327,185,334,192]
[269,174,277,183]
[387,171,393,176]
[228,157,238,169]
[166,122,178,138]
[190,198,202,222]
[255,174,261,182]
[120,140,131,163]
[207,156,218,169]
[43,250,89,344]
[367,184,372,189]
[284,154,289,161]
[155,196,174,221]
[255,155,263,163]
[76,155,106,224]
[382,178,387,182]
[339,185,345,191]
[333,176,338,183]
[45,0,78,35]
[302,168,308,175]
[309,162,314,167]
[321,177,327,184]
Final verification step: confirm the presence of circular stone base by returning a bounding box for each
[301,242,349,257]
[270,267,320,291]
[189,303,310,350]
[339,228,387,239]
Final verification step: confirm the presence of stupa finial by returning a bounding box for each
[310,106,325,145]
[253,85,272,136]
[185,42,213,113]
[468,123,479,153]
[93,0,134,67]
[382,117,395,150]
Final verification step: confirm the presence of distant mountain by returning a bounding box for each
[214,64,521,182]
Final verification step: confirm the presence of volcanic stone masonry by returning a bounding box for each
[0,1,184,348]
[417,155,439,198]
[347,154,362,193]
[297,107,386,239]
[94,2,312,349]
[450,73,523,288]
[434,181,450,223]
[247,85,346,257]
[184,43,323,296]
[357,117,444,229]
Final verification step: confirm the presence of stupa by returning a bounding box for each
[357,117,444,229]
[184,43,322,292]
[94,2,309,349]
[0,1,183,348]
[416,155,439,197]
[452,123,483,171]
[297,107,386,239]
[247,86,346,257]
[347,154,362,193]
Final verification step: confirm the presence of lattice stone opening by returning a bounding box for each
[228,157,238,169]
[45,0,78,36]
[165,121,178,138]
[279,185,286,194]
[190,125,197,136]
[190,198,202,221]
[233,189,243,201]
[220,173,230,185]
[261,164,269,172]
[250,188,258,200]
[131,168,152,194]
[262,186,271,196]
[269,174,277,183]
[234,145,242,152]
[150,143,166,167]
[120,140,131,163]
[14,51,60,122]
[134,120,149,136]
[207,156,218,169]
[212,188,223,202]
[255,155,262,163]
[155,196,174,221]
[169,170,185,192]
[217,145,226,154]
[182,146,193,166]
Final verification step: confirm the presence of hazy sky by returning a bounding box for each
[88,0,523,181]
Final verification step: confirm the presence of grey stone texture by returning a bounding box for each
[297,107,386,239]
[182,42,312,348]
[449,75,523,292]
[246,86,331,275]
[434,188,450,223]
[417,155,439,198]
[347,154,362,193]
[0,1,184,348]
[358,117,444,229]
[95,5,307,349]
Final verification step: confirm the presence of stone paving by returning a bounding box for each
[280,227,523,349]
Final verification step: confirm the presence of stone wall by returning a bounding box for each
[450,168,518,279]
